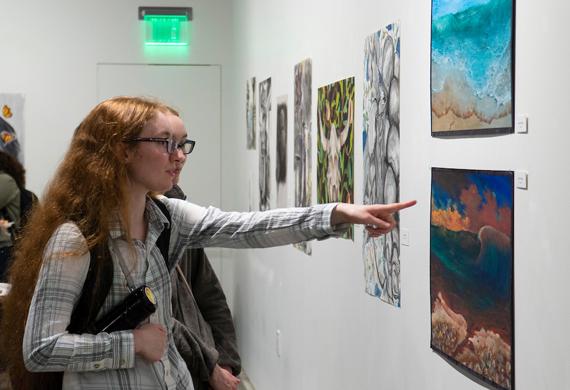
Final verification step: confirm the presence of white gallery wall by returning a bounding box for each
[0,0,234,194]
[1,0,569,389]
[221,0,570,389]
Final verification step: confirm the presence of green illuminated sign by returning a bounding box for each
[144,15,188,46]
[139,7,192,46]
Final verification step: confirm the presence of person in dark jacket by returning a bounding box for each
[165,159,241,390]
[0,151,37,282]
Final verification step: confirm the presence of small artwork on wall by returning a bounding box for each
[431,0,514,135]
[259,77,271,211]
[276,95,288,209]
[317,77,354,240]
[293,59,312,255]
[0,94,24,163]
[363,22,401,306]
[430,167,514,390]
[246,77,256,150]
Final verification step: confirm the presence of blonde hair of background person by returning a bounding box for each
[0,96,416,389]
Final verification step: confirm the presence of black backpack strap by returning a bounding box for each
[151,197,172,270]
[68,197,171,334]
[67,244,114,334]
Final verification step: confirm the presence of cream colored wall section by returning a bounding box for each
[222,1,570,389]
[0,0,233,195]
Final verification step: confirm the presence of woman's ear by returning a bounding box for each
[117,142,134,164]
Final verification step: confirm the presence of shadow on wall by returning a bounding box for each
[432,349,506,390]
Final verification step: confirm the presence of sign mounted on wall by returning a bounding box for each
[138,6,192,46]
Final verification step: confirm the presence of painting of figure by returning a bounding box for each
[276,96,288,208]
[363,22,401,306]
[0,94,24,162]
[431,168,514,390]
[431,0,514,135]
[246,77,256,150]
[317,77,354,239]
[259,78,271,211]
[293,59,313,255]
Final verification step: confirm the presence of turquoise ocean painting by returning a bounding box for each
[431,0,514,135]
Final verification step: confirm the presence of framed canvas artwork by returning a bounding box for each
[431,0,514,135]
[431,167,514,389]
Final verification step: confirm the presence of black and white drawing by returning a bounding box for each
[258,77,271,211]
[276,95,288,208]
[246,77,256,150]
[293,59,312,255]
[362,23,401,306]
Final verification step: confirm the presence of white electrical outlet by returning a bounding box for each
[401,228,410,246]
[515,171,528,190]
[515,115,528,134]
[276,329,281,357]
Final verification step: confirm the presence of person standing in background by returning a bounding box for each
[0,165,19,282]
[170,246,242,390]
[0,151,38,282]
[165,149,242,390]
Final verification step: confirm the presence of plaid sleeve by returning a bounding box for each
[23,223,135,372]
[167,201,349,249]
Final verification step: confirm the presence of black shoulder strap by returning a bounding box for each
[67,244,114,334]
[151,197,172,269]
[68,198,171,334]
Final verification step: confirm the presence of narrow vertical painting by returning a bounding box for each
[363,23,401,306]
[246,77,256,150]
[317,77,354,240]
[258,77,271,211]
[293,59,312,255]
[431,0,514,135]
[431,168,514,390]
[0,94,24,163]
[276,95,288,209]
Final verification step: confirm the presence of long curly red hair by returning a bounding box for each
[0,96,179,386]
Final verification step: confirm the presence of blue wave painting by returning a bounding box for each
[431,0,514,135]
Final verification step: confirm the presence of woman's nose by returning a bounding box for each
[171,147,186,162]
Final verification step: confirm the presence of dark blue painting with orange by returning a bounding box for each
[430,167,514,390]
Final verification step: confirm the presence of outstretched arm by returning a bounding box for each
[165,198,416,250]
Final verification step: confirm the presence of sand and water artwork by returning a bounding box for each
[363,23,401,306]
[317,77,354,240]
[246,77,256,150]
[258,77,271,211]
[293,59,312,255]
[431,0,514,135]
[431,168,514,390]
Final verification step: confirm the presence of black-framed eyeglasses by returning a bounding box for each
[124,137,196,155]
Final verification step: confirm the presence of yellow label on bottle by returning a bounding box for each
[145,287,156,305]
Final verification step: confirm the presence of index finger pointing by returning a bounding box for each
[382,200,417,213]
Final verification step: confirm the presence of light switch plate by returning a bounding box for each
[401,228,410,246]
[515,171,528,189]
[515,115,528,134]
